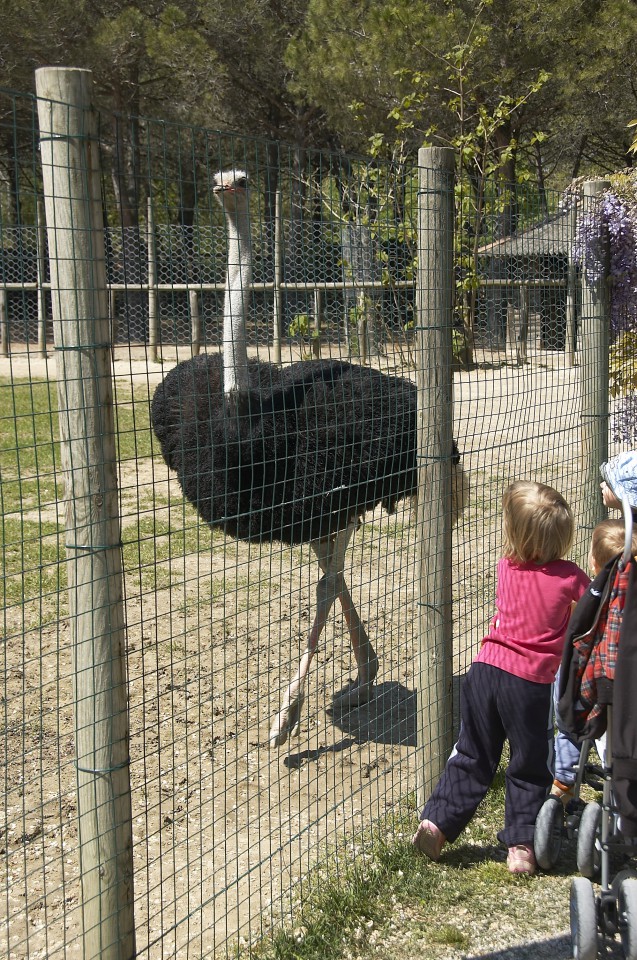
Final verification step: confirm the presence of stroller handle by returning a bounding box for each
[621,493,634,567]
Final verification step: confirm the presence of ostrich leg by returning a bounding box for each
[311,532,379,706]
[269,521,379,748]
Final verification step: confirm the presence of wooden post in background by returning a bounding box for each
[273,187,283,364]
[313,287,322,358]
[190,288,201,355]
[109,289,118,346]
[415,146,456,809]
[0,289,7,357]
[36,200,47,357]
[579,179,611,553]
[566,198,579,367]
[147,196,159,362]
[35,65,135,960]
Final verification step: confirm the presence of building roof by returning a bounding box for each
[477,207,574,258]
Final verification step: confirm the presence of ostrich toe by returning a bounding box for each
[269,689,306,748]
[332,677,375,709]
[332,647,379,708]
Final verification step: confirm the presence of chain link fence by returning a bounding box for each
[0,69,624,959]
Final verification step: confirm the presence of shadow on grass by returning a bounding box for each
[462,933,573,959]
[462,931,624,959]
[441,842,508,869]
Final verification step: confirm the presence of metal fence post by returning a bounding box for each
[35,66,136,960]
[579,179,610,549]
[415,146,456,809]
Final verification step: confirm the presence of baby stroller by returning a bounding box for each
[556,496,637,960]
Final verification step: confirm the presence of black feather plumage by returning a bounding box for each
[151,352,420,546]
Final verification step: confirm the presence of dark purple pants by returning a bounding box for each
[420,661,554,848]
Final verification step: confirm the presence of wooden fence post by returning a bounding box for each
[415,146,456,810]
[579,179,611,551]
[35,66,135,960]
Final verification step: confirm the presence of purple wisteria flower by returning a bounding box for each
[613,393,637,445]
[574,188,637,443]
[574,192,637,334]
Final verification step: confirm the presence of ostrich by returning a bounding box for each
[151,169,460,748]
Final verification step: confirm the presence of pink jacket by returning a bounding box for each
[476,556,590,683]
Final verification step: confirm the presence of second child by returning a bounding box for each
[551,518,637,802]
[413,480,590,875]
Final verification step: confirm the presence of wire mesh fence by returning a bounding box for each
[0,68,626,959]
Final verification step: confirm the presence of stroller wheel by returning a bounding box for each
[577,802,602,879]
[535,796,563,870]
[570,877,598,960]
[618,877,637,960]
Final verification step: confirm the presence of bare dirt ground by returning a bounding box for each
[1,334,594,959]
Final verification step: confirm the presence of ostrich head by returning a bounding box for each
[212,169,249,212]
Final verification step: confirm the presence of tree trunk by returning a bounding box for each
[111,80,142,229]
[493,120,519,238]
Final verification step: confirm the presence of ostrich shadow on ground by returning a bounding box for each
[327,681,416,746]
[283,674,466,768]
[328,673,466,747]
[283,736,359,770]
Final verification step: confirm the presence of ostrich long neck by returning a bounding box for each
[223,203,252,399]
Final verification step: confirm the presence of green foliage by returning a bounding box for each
[3,0,637,191]
[288,313,315,340]
[288,313,319,358]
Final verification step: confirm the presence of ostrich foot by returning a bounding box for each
[269,689,306,748]
[332,650,380,708]
[332,677,375,709]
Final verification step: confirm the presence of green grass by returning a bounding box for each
[427,925,470,948]
[0,380,64,512]
[0,378,154,516]
[114,391,154,461]
[0,374,256,627]
[249,799,482,960]
[248,764,573,960]
[0,377,198,624]
[2,515,65,610]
